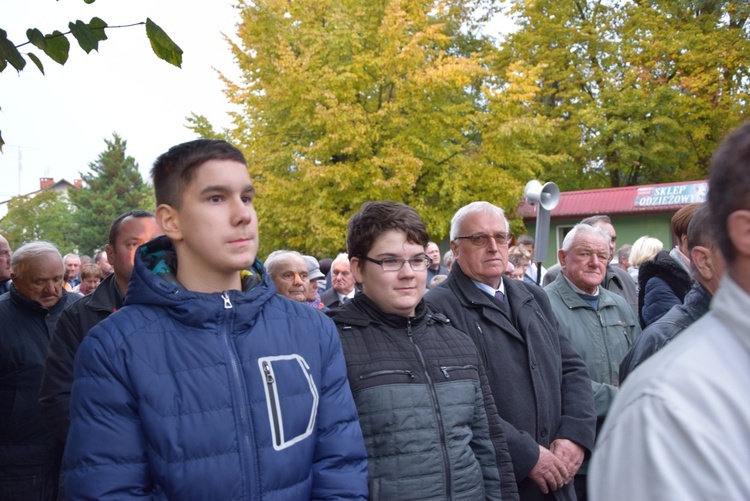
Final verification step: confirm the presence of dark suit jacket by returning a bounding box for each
[321,288,347,309]
[426,263,596,501]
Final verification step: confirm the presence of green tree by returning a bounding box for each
[69,133,154,255]
[500,0,750,188]
[200,0,560,256]
[0,189,78,254]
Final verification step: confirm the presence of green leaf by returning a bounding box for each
[88,17,108,41]
[145,18,182,68]
[27,52,44,74]
[26,28,47,50]
[69,19,107,53]
[43,30,70,65]
[0,28,26,71]
[83,0,96,4]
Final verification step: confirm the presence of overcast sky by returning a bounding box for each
[1,1,513,203]
[1,0,240,201]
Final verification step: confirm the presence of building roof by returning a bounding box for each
[519,179,708,220]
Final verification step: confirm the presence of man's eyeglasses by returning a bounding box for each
[454,231,514,248]
[363,255,432,272]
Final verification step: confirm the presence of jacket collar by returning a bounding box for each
[446,263,534,342]
[550,273,618,310]
[329,292,428,329]
[448,262,535,309]
[86,273,123,313]
[711,275,750,354]
[125,235,274,329]
[9,282,70,315]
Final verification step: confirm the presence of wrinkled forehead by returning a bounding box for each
[572,231,610,251]
[460,211,507,233]
[332,260,351,272]
[18,252,65,277]
[279,255,308,272]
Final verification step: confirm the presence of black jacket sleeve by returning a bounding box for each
[39,306,85,444]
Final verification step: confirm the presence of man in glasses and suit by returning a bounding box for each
[426,201,596,501]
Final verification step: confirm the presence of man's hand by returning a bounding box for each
[528,445,569,494]
[550,438,585,484]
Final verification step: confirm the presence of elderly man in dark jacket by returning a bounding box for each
[620,203,724,383]
[40,210,161,443]
[426,202,596,501]
[0,241,80,500]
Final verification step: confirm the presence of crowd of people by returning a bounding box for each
[1,121,749,500]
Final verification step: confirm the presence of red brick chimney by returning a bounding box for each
[74,179,83,188]
[40,177,55,190]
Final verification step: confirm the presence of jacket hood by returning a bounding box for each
[125,235,275,329]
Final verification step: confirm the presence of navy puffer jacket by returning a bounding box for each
[64,236,368,500]
[638,251,691,328]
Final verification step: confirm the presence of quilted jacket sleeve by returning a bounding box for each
[310,319,369,500]
[63,324,152,500]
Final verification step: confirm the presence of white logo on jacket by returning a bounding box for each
[259,354,319,451]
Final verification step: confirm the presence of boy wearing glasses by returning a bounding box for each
[328,201,518,501]
[425,201,595,501]
[63,139,368,500]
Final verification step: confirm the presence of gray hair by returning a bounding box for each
[442,249,454,268]
[561,224,612,253]
[265,250,304,278]
[62,253,80,264]
[332,252,350,267]
[450,202,510,241]
[12,241,64,278]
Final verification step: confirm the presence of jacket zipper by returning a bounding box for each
[407,319,452,500]
[359,369,415,380]
[262,361,282,447]
[440,365,477,379]
[597,311,616,386]
[220,291,257,498]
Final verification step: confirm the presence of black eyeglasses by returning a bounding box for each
[454,231,514,247]
[363,255,432,272]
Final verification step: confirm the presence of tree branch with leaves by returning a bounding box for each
[0,0,183,151]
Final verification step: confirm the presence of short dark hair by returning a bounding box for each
[108,210,155,247]
[687,203,714,252]
[151,139,247,208]
[517,234,534,247]
[346,201,429,260]
[709,123,750,263]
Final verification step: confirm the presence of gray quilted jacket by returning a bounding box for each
[329,294,518,501]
